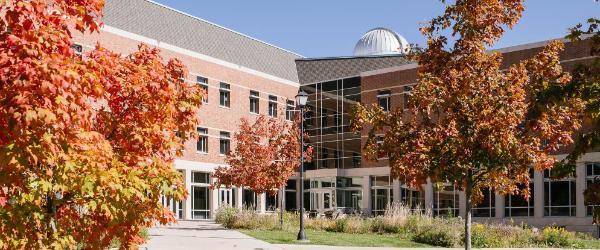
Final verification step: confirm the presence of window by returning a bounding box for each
[249,90,259,114]
[192,172,210,184]
[72,44,83,59]
[268,95,278,117]
[242,188,257,209]
[586,162,600,216]
[285,179,297,211]
[197,76,208,104]
[191,171,210,219]
[506,183,534,217]
[377,90,391,111]
[219,131,231,155]
[434,184,459,217]
[286,100,295,121]
[544,169,576,216]
[403,85,413,109]
[352,152,361,168]
[266,194,278,212]
[321,148,329,168]
[219,82,230,108]
[505,168,534,217]
[196,127,208,153]
[401,187,424,211]
[321,109,328,127]
[371,176,393,215]
[473,188,495,217]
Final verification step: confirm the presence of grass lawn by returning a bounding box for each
[577,239,600,249]
[239,229,433,248]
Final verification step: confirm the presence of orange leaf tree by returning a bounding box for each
[0,0,202,248]
[351,0,584,249]
[214,115,312,196]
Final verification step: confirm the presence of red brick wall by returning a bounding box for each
[72,30,299,165]
[359,39,596,168]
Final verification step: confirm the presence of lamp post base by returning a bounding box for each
[297,230,307,242]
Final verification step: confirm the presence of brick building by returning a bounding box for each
[73,0,301,220]
[296,28,598,234]
[73,0,599,234]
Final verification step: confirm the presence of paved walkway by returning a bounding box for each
[141,221,572,250]
[141,220,283,250]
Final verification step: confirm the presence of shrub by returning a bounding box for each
[412,224,462,248]
[539,226,577,248]
[215,206,239,228]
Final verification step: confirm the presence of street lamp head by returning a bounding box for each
[295,89,308,108]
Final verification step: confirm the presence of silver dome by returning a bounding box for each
[353,28,410,56]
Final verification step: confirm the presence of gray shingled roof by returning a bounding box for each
[104,0,301,82]
[296,55,413,85]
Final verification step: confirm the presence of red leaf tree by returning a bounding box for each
[0,0,203,248]
[351,1,584,249]
[214,115,312,196]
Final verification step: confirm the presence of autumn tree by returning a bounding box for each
[213,114,312,205]
[0,0,203,248]
[559,18,600,225]
[351,0,583,249]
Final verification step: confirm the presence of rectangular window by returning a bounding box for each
[286,100,295,121]
[196,127,208,153]
[268,95,278,117]
[321,148,329,168]
[192,172,210,184]
[249,90,259,114]
[433,184,459,217]
[402,85,413,109]
[192,186,209,219]
[197,76,209,104]
[72,44,83,59]
[321,109,328,127]
[219,82,230,108]
[544,169,575,216]
[505,183,534,217]
[473,188,495,217]
[505,169,534,217]
[586,162,600,216]
[219,131,231,155]
[377,90,391,111]
[401,187,424,211]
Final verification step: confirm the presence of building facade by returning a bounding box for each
[295,28,599,234]
[73,0,302,220]
[73,0,599,234]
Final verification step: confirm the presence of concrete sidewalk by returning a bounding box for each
[141,220,283,250]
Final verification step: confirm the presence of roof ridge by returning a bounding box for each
[140,0,304,58]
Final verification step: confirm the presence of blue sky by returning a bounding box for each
[153,0,598,58]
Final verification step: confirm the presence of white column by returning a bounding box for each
[495,193,505,218]
[184,168,192,220]
[210,177,219,219]
[258,193,266,213]
[424,179,434,213]
[392,179,401,204]
[459,191,466,217]
[362,175,371,216]
[576,162,586,217]
[235,187,243,210]
[534,170,544,218]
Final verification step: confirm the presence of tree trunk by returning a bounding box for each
[464,172,473,250]
[279,186,284,228]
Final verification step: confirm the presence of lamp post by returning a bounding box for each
[295,89,308,242]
